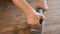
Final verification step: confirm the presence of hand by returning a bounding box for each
[27,12,45,28]
[35,5,47,12]
[35,0,48,12]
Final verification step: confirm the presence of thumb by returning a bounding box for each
[40,14,46,20]
[36,13,46,20]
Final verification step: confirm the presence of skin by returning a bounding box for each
[36,0,48,11]
[12,0,48,27]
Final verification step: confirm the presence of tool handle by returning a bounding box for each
[37,9,44,24]
[37,9,43,15]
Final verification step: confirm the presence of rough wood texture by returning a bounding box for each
[0,0,60,34]
[44,0,60,34]
[0,0,31,34]
[0,0,41,34]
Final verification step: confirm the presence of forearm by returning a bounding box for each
[12,0,37,16]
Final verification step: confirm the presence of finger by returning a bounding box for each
[40,15,46,20]
[31,23,40,28]
[37,15,46,20]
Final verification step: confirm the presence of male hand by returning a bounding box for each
[35,0,48,12]
[27,12,45,28]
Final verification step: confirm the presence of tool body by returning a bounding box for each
[31,9,45,34]
[37,8,45,34]
[37,9,44,24]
